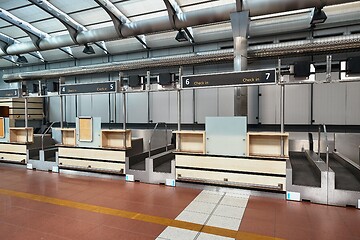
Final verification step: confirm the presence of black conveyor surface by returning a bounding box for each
[153,161,171,173]
[130,160,145,171]
[290,152,321,187]
[322,153,360,191]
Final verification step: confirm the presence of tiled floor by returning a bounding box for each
[157,191,249,240]
[0,165,360,240]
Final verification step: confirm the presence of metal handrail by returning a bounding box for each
[41,122,56,150]
[323,124,329,169]
[317,123,329,167]
[148,122,168,158]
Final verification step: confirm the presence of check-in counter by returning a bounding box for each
[174,117,288,192]
[55,118,141,174]
[0,123,34,163]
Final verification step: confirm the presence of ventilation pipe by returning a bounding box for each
[0,0,357,56]
[4,33,360,82]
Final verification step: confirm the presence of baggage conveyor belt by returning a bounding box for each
[289,152,321,187]
[321,153,360,192]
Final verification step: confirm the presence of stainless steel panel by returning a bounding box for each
[114,93,124,124]
[247,86,259,124]
[169,91,178,124]
[150,91,169,123]
[92,94,110,123]
[259,85,280,124]
[65,95,76,122]
[218,87,235,117]
[196,88,218,124]
[181,89,194,124]
[346,82,360,125]
[126,92,148,123]
[289,132,335,153]
[313,83,346,125]
[49,96,61,122]
[78,95,92,117]
[285,85,311,124]
[335,133,360,165]
[131,129,171,152]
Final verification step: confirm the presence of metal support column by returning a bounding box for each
[60,95,63,128]
[177,66,183,131]
[279,58,285,156]
[24,97,29,128]
[122,92,126,130]
[146,71,151,123]
[231,10,250,116]
[326,55,332,82]
[59,77,65,129]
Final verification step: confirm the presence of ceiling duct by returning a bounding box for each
[1,0,358,57]
[3,33,360,82]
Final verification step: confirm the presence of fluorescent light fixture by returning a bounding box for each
[83,44,95,54]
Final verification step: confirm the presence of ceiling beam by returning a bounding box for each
[163,0,194,43]
[94,0,150,49]
[1,55,20,66]
[0,32,44,62]
[0,8,74,57]
[28,0,109,54]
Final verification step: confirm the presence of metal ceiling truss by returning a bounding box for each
[94,0,150,49]
[0,32,44,61]
[0,8,74,58]
[163,0,195,43]
[28,0,109,54]
[1,55,20,66]
[0,0,358,57]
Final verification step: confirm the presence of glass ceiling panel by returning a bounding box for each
[129,11,168,22]
[182,0,235,12]
[0,26,28,39]
[49,0,100,14]
[177,0,213,7]
[32,19,66,35]
[0,0,30,10]
[39,49,74,61]
[13,36,33,43]
[70,8,111,26]
[105,37,145,54]
[114,0,166,19]
[10,5,52,22]
[86,22,114,30]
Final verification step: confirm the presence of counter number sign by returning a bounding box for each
[182,69,276,88]
[60,81,117,95]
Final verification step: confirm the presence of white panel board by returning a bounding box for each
[206,117,247,156]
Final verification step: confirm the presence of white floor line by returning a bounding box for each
[156,189,250,240]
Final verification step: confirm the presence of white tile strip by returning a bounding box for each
[157,190,250,240]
